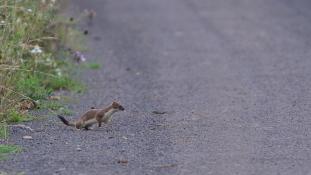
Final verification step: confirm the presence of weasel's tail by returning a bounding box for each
[57,115,75,127]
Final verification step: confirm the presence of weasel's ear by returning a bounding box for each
[112,101,120,108]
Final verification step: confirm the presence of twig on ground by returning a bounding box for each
[10,124,34,132]
[154,163,178,168]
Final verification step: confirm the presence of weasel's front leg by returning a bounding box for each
[98,121,102,127]
[96,115,102,128]
[84,123,93,130]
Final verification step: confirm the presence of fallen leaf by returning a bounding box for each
[19,99,36,110]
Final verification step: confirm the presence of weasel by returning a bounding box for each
[57,102,124,130]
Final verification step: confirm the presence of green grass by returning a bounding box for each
[85,62,101,69]
[0,145,22,160]
[38,100,73,116]
[58,107,74,115]
[0,123,8,139]
[48,76,84,92]
[6,110,33,123]
[14,73,84,101]
[15,74,53,100]
[39,100,63,110]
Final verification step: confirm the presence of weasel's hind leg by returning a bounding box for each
[75,122,83,129]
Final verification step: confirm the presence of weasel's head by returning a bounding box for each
[112,102,125,111]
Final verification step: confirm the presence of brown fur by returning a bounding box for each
[58,102,124,130]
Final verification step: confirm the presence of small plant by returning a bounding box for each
[58,107,74,116]
[6,110,33,123]
[39,100,73,116]
[15,75,52,100]
[0,145,22,160]
[39,100,63,111]
[46,76,85,93]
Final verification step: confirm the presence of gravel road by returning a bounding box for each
[1,0,311,174]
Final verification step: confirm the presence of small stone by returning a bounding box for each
[117,159,128,165]
[55,167,66,173]
[23,135,33,140]
[76,147,82,151]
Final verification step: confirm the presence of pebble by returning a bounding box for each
[23,135,33,140]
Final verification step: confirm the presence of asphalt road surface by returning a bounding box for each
[1,0,311,174]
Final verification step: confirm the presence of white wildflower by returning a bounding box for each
[0,20,5,25]
[49,0,57,7]
[16,18,22,23]
[30,45,43,54]
[44,58,53,66]
[81,56,86,62]
[55,68,62,76]
[27,9,33,13]
[73,51,86,63]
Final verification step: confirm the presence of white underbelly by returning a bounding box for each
[84,118,97,126]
